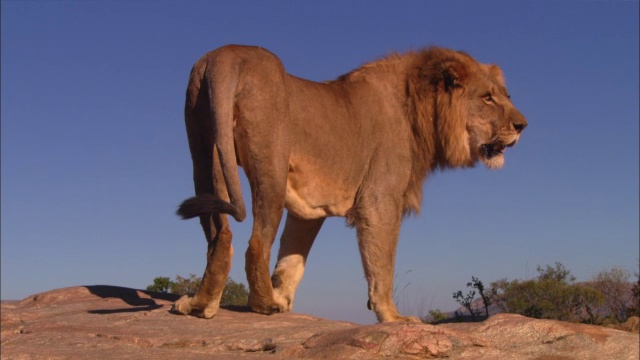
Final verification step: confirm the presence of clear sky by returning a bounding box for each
[2,1,638,324]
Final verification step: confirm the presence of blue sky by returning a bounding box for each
[2,1,638,324]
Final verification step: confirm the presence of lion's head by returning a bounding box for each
[426,49,528,170]
[465,63,527,169]
[438,52,527,169]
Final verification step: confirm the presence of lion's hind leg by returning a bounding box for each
[244,182,287,315]
[173,213,233,318]
[271,214,324,311]
[172,146,234,318]
[240,133,290,316]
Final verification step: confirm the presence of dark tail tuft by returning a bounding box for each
[177,194,241,220]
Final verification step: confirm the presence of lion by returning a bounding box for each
[172,45,527,323]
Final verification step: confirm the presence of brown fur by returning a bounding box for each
[173,45,527,323]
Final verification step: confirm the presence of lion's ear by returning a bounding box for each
[441,60,467,92]
[484,64,506,85]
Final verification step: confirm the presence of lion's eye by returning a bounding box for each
[483,94,494,103]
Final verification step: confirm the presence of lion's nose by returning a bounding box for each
[510,109,527,134]
[513,121,527,133]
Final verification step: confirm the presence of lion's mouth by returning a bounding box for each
[481,139,517,159]
[481,143,504,159]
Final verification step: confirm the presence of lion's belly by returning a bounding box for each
[284,166,357,220]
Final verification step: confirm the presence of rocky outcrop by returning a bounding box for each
[2,286,638,359]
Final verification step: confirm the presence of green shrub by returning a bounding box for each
[147,274,248,306]
[491,262,604,323]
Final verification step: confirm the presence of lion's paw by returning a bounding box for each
[202,304,219,319]
[272,292,293,312]
[252,303,285,315]
[171,295,193,315]
[249,296,285,315]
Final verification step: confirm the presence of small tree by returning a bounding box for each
[171,273,201,296]
[453,286,480,321]
[629,278,640,318]
[146,276,173,293]
[625,262,639,318]
[469,276,493,318]
[221,278,249,306]
[453,276,493,321]
[453,289,477,319]
[590,267,632,323]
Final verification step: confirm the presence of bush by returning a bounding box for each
[170,273,201,296]
[147,274,249,306]
[146,276,172,293]
[627,266,640,318]
[590,267,632,323]
[630,280,640,318]
[491,262,604,323]
[426,309,449,324]
[221,278,249,306]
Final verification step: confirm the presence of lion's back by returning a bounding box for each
[186,45,288,114]
[204,45,284,86]
[195,44,282,68]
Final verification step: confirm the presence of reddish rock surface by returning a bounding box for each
[2,286,638,359]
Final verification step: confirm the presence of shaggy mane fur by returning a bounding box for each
[332,47,481,215]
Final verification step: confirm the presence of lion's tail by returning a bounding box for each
[177,52,247,222]
[176,194,240,220]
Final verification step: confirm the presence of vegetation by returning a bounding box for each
[453,286,479,321]
[170,274,201,296]
[629,278,640,318]
[220,278,250,306]
[471,276,494,319]
[146,276,172,293]
[453,276,494,321]
[590,267,632,323]
[427,309,449,324]
[626,264,640,318]
[491,262,605,323]
[146,274,249,306]
[445,262,639,329]
[393,270,413,307]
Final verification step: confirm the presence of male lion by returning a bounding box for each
[173,45,527,323]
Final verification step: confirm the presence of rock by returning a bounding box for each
[1,286,638,359]
[612,316,640,333]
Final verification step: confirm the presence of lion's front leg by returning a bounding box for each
[271,214,324,311]
[354,198,421,323]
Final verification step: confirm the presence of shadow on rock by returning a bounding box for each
[86,285,180,314]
